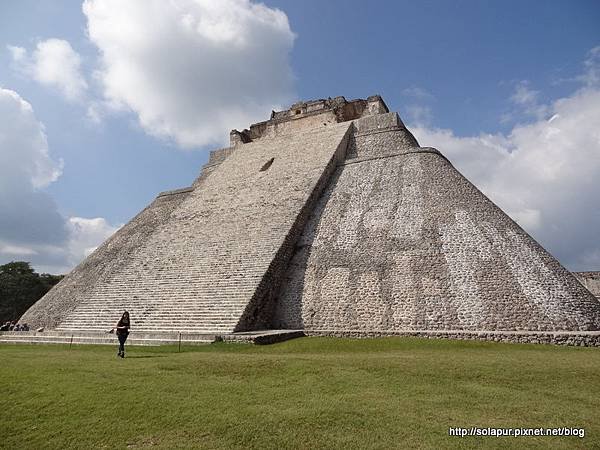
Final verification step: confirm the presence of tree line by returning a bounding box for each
[0,261,63,323]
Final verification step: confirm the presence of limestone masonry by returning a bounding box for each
[20,95,600,345]
[573,272,600,299]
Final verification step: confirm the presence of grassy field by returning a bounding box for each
[1,337,599,449]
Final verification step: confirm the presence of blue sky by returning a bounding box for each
[276,0,599,133]
[0,0,599,273]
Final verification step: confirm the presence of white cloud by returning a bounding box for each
[0,88,63,189]
[0,87,117,274]
[0,217,120,274]
[8,39,88,102]
[7,45,26,61]
[83,0,296,148]
[66,217,120,266]
[402,86,434,101]
[510,81,539,106]
[401,85,435,126]
[579,45,600,87]
[505,80,550,121]
[0,243,37,256]
[405,104,433,126]
[411,67,600,270]
[0,87,68,262]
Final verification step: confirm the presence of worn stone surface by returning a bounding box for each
[274,118,600,332]
[20,94,600,345]
[20,191,190,330]
[306,330,600,347]
[48,121,351,333]
[573,272,600,299]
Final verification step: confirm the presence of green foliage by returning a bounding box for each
[0,337,598,449]
[0,261,63,323]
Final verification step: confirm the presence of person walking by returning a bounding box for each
[115,311,131,358]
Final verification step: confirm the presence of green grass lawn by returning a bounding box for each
[1,337,598,449]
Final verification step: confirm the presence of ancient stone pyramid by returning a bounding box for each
[21,95,600,339]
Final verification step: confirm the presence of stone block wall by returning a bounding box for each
[273,122,600,332]
[347,112,419,159]
[192,147,236,188]
[236,126,350,330]
[306,330,600,347]
[573,272,600,299]
[262,111,339,138]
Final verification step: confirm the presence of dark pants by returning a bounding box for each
[118,333,128,354]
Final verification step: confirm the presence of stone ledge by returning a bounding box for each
[0,330,216,346]
[305,330,600,347]
[0,329,305,346]
[353,126,403,138]
[342,147,445,166]
[157,186,194,197]
[221,330,305,345]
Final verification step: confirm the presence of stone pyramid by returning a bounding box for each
[21,95,600,342]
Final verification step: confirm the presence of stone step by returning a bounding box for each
[0,330,304,346]
[71,301,247,307]
[56,290,250,331]
[68,306,245,310]
[58,325,219,328]
[68,305,245,309]
[59,319,240,325]
[63,305,245,315]
[0,332,215,346]
[63,312,242,319]
[21,330,215,337]
[0,338,212,346]
[59,315,240,321]
[57,321,235,331]
[57,316,241,323]
[56,326,233,333]
[66,315,240,319]
[60,313,238,323]
[66,310,244,316]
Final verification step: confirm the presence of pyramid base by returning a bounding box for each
[0,329,304,346]
[305,329,600,347]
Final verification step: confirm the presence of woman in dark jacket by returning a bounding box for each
[115,311,130,358]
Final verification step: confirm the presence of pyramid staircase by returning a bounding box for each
[54,295,247,334]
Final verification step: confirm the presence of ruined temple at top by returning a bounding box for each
[22,95,600,340]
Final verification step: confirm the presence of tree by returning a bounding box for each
[0,261,63,323]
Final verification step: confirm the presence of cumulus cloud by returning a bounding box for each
[410,53,600,270]
[404,104,433,126]
[0,88,117,274]
[401,85,435,126]
[402,86,435,101]
[0,88,66,249]
[500,80,550,123]
[8,39,88,102]
[510,81,540,106]
[579,45,600,87]
[66,217,119,265]
[0,88,63,189]
[83,0,296,148]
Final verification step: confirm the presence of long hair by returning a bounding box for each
[118,311,130,326]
